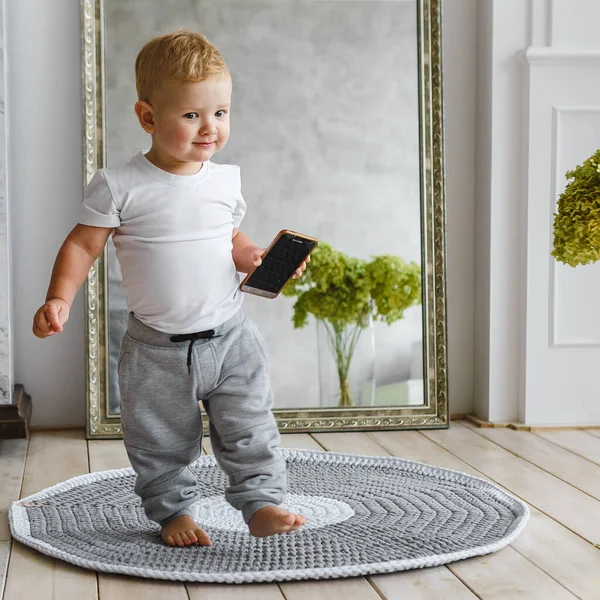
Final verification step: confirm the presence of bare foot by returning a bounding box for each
[161,514,211,547]
[248,505,306,537]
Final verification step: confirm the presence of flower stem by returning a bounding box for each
[323,320,365,407]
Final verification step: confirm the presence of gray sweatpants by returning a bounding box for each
[117,309,286,526]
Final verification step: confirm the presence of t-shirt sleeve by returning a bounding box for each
[78,170,121,228]
[231,166,247,228]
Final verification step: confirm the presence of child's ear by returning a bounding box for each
[134,101,155,134]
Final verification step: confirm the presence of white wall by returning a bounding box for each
[474,0,530,422]
[473,0,492,420]
[7,0,476,427]
[443,0,477,418]
[7,0,85,427]
[0,0,12,405]
[521,2,600,426]
[474,0,600,426]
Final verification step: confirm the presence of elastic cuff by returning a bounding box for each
[159,508,193,527]
[242,500,278,524]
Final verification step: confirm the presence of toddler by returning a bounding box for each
[33,30,307,547]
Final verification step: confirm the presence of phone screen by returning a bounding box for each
[243,233,316,294]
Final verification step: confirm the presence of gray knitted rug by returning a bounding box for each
[9,449,529,583]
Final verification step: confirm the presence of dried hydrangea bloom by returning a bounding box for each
[553,149,600,267]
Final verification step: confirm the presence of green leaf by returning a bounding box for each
[283,242,422,329]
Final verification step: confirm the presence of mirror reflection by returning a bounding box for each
[104,0,424,415]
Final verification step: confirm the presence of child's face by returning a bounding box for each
[138,74,232,165]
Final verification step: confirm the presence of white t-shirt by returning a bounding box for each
[78,152,247,334]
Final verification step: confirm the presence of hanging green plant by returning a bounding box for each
[283,242,422,406]
[552,148,600,267]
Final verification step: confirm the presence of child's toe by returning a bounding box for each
[195,529,211,546]
[185,530,198,544]
[282,513,296,526]
[180,532,192,545]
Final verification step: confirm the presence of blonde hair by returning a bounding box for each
[135,29,228,103]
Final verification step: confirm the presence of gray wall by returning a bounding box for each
[7,0,476,426]
[105,0,421,409]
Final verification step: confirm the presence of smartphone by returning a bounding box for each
[240,230,318,299]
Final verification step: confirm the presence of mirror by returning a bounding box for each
[82,0,448,438]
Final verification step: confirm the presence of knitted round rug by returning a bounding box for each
[9,448,529,583]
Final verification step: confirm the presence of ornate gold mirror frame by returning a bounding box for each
[82,0,448,439]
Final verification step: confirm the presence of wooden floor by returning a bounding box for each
[1,421,600,599]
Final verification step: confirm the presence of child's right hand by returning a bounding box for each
[32,299,70,338]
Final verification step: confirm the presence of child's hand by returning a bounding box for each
[247,247,309,278]
[292,254,310,279]
[249,248,265,268]
[32,299,70,339]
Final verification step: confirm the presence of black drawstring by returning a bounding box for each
[170,330,220,374]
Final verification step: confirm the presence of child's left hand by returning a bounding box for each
[250,249,310,279]
[292,254,310,279]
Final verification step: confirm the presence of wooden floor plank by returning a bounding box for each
[369,568,479,599]
[88,439,188,600]
[278,433,324,451]
[280,578,382,600]
[3,431,97,600]
[511,502,600,599]
[422,423,600,545]
[187,582,285,600]
[450,546,576,599]
[0,540,10,600]
[88,440,131,471]
[366,431,483,475]
[533,429,600,466]
[312,431,389,456]
[5,543,99,600]
[203,432,324,455]
[460,421,600,501]
[0,439,28,541]
[369,430,600,600]
[99,575,187,600]
[18,431,90,497]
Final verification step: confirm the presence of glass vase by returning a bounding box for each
[316,316,376,407]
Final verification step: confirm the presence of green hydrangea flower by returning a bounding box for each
[283,242,421,406]
[552,148,600,267]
